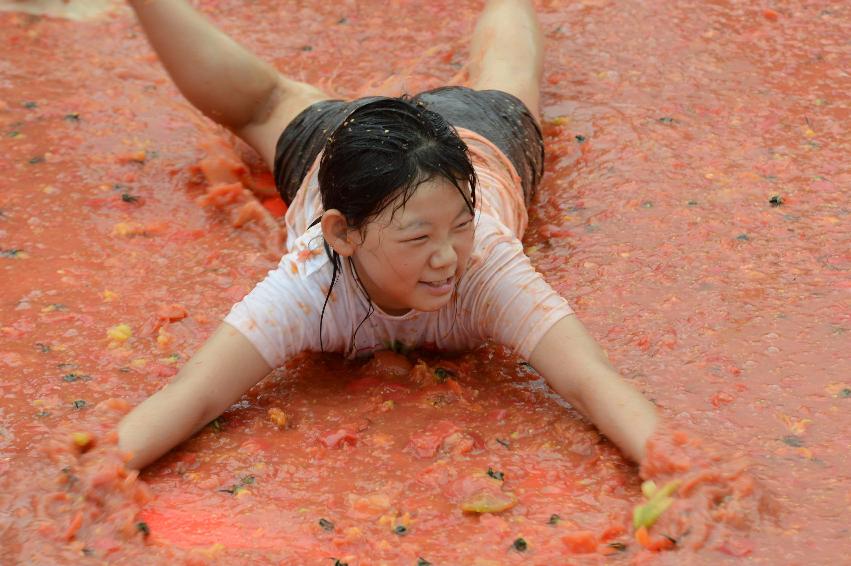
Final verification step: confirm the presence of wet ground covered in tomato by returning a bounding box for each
[1,1,849,564]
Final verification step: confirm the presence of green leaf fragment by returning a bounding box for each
[63,373,90,383]
[319,518,334,531]
[220,474,255,495]
[782,435,804,447]
[633,479,680,529]
[656,479,681,498]
[633,495,674,529]
[487,467,504,481]
[73,399,86,409]
[433,367,452,382]
[513,537,528,551]
[417,559,432,566]
[547,513,561,525]
[136,521,150,537]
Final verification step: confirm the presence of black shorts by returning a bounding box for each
[273,86,544,207]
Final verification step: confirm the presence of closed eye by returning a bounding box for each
[404,235,429,243]
[455,218,473,230]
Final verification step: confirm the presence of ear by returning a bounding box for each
[321,209,357,257]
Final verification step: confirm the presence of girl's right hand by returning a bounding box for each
[634,425,776,556]
[117,323,271,470]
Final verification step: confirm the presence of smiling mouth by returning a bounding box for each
[420,276,455,294]
[422,276,452,286]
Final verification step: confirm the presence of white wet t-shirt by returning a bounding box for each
[225,128,573,367]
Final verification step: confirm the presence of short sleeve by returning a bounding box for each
[223,237,341,368]
[458,217,574,359]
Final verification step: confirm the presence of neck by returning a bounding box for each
[349,256,411,316]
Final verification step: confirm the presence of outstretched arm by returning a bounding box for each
[529,315,659,464]
[118,322,271,470]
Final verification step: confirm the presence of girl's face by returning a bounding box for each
[350,178,475,315]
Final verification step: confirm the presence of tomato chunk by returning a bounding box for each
[321,429,358,449]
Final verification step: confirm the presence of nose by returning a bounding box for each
[430,239,457,270]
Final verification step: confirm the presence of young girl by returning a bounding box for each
[118,0,659,471]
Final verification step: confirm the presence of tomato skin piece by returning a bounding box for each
[321,429,358,448]
[64,510,84,541]
[369,350,413,376]
[261,196,287,217]
[157,303,188,323]
[600,523,626,541]
[407,420,460,458]
[195,182,245,207]
[635,526,674,551]
[562,530,598,553]
[151,363,178,378]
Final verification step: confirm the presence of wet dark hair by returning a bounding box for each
[313,96,478,352]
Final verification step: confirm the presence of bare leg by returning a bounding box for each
[0,0,116,21]
[128,0,327,168]
[467,0,544,123]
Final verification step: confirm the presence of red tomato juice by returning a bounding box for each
[0,1,848,564]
